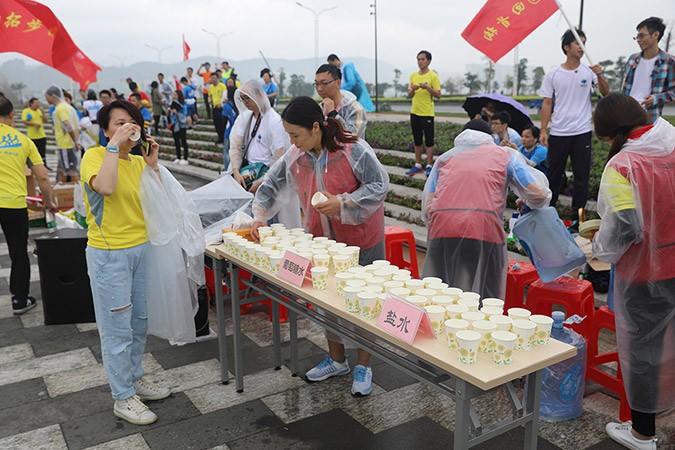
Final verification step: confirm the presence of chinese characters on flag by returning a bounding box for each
[461,0,559,62]
[0,0,101,89]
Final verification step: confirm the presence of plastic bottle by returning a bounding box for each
[538,311,587,421]
[44,210,57,233]
[509,211,519,236]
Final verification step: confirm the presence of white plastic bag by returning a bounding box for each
[232,210,254,230]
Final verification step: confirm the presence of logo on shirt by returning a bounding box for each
[580,78,588,87]
[0,134,21,149]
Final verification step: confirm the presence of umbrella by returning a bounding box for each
[462,93,533,135]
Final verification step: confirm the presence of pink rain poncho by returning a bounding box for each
[252,139,389,262]
[421,129,551,298]
[593,117,675,414]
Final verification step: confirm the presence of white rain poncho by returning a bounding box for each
[592,117,675,414]
[253,139,389,259]
[421,129,551,298]
[320,90,367,139]
[228,80,301,228]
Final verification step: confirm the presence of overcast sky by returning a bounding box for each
[1,0,673,78]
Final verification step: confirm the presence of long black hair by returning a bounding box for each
[593,93,651,162]
[281,96,358,152]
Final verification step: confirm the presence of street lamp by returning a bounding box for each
[370,1,378,112]
[145,44,172,67]
[109,54,132,68]
[295,2,337,69]
[201,29,233,60]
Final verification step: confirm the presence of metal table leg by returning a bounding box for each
[229,262,245,393]
[453,378,473,449]
[272,301,282,370]
[289,308,299,376]
[213,257,229,384]
[524,370,542,450]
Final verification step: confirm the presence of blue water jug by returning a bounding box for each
[512,206,586,282]
[539,311,587,421]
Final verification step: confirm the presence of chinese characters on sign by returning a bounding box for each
[482,0,548,41]
[276,251,311,288]
[376,295,435,345]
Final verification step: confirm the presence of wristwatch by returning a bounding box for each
[106,145,120,153]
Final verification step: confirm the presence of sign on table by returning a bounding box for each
[377,294,435,345]
[277,251,312,287]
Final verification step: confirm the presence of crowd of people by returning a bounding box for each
[0,14,673,450]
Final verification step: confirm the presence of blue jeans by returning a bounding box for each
[86,243,148,400]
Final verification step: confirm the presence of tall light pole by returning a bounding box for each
[296,2,337,69]
[109,54,132,68]
[370,1,378,112]
[145,44,172,67]
[579,0,585,29]
[201,29,233,60]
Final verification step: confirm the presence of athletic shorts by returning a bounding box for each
[410,113,435,147]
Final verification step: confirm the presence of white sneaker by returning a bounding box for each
[172,158,181,164]
[113,395,157,425]
[180,159,189,165]
[606,422,658,450]
[134,377,171,401]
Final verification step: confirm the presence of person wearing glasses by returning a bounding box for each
[314,64,367,138]
[622,17,675,123]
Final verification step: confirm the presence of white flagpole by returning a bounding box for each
[554,0,594,66]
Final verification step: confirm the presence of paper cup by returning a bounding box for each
[364,285,383,294]
[346,279,367,289]
[456,330,481,364]
[269,251,284,273]
[392,274,412,283]
[461,311,486,327]
[313,236,329,244]
[472,320,498,353]
[444,319,469,350]
[442,287,463,301]
[383,280,405,292]
[343,286,362,313]
[311,191,328,206]
[457,298,480,311]
[362,264,378,273]
[395,269,411,277]
[242,243,257,263]
[367,277,386,289]
[262,249,275,271]
[406,295,427,308]
[422,276,442,287]
[312,253,330,269]
[424,305,446,336]
[372,259,391,267]
[310,267,329,291]
[445,304,469,320]
[488,314,513,331]
[354,272,372,282]
[323,239,336,246]
[492,331,518,365]
[332,254,352,273]
[529,315,554,346]
[431,295,455,308]
[358,292,378,319]
[405,279,425,294]
[480,306,504,316]
[512,319,537,351]
[376,293,386,314]
[482,298,505,309]
[458,291,481,303]
[257,227,274,242]
[508,307,532,321]
[344,246,360,267]
[427,282,449,292]
[335,273,354,297]
[347,266,366,275]
[254,246,267,268]
[416,288,438,305]
[373,269,394,281]
[290,227,305,236]
[389,287,410,299]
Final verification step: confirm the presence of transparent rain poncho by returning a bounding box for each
[320,90,367,139]
[252,139,389,250]
[421,129,551,298]
[593,117,675,413]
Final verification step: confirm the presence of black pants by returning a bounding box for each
[153,115,161,135]
[212,107,225,143]
[632,409,656,437]
[410,113,435,147]
[546,132,592,220]
[203,93,212,119]
[0,208,30,299]
[172,128,188,160]
[32,138,47,162]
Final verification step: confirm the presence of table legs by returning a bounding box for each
[213,257,229,384]
[272,301,282,370]
[454,377,473,449]
[524,370,543,450]
[289,308,299,376]
[229,262,245,393]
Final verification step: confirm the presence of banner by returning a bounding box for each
[182,34,191,62]
[0,0,101,89]
[462,0,559,62]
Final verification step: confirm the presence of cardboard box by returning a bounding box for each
[52,182,77,211]
[222,228,254,241]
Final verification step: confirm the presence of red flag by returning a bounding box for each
[0,0,100,89]
[182,34,191,62]
[462,0,559,62]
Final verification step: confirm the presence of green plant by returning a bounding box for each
[386,191,421,210]
[389,174,426,190]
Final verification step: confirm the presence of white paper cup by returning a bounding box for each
[313,236,329,244]
[331,242,348,250]
[311,191,328,206]
[367,277,386,289]
[442,287,463,301]
[461,311,486,327]
[312,253,330,269]
[472,320,498,353]
[262,248,275,271]
[480,306,504,316]
[290,227,305,236]
[362,264,378,273]
[405,279,425,294]
[354,272,372,282]
[389,287,411,299]
[489,314,513,331]
[422,276,443,287]
[373,269,394,281]
[424,305,446,336]
[242,243,257,263]
[254,246,267,268]
[363,285,383,294]
[347,266,366,275]
[346,279,367,289]
[343,286,362,313]
[372,259,391,267]
[416,288,438,305]
[492,330,518,365]
[332,254,351,273]
[358,292,378,319]
[376,293,386,314]
[457,298,480,311]
[529,315,554,346]
[392,274,412,283]
[456,330,481,364]
[508,307,532,321]
[269,251,284,273]
[444,318,469,350]
[383,280,405,292]
[431,295,454,308]
[445,304,469,320]
[427,282,449,292]
[406,295,427,308]
[310,267,329,290]
[482,298,505,309]
[323,239,337,246]
[130,129,141,141]
[458,291,481,303]
[335,272,354,297]
[512,319,537,351]
[344,246,360,267]
[395,269,411,277]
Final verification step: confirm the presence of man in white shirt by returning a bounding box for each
[540,28,609,221]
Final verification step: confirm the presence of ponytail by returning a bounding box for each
[321,116,358,151]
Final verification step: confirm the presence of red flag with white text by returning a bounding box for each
[182,34,191,62]
[0,0,101,89]
[462,0,559,62]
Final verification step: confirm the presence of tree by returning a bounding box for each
[10,82,26,104]
[287,74,313,97]
[504,75,514,91]
[517,58,528,95]
[443,76,460,96]
[463,72,481,94]
[614,56,627,91]
[483,60,495,92]
[392,68,402,98]
[531,66,545,94]
[277,67,286,98]
[599,59,618,91]
[376,82,392,97]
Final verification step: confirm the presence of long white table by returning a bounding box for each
[211,243,576,449]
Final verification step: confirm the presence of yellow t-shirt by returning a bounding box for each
[410,70,441,117]
[208,82,227,108]
[54,102,76,149]
[21,108,46,140]
[0,124,44,209]
[80,146,148,249]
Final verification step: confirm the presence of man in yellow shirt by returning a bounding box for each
[209,72,227,144]
[406,50,441,177]
[45,85,80,182]
[21,98,48,167]
[0,96,56,315]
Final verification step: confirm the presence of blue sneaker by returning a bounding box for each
[424,165,432,177]
[306,355,350,382]
[405,164,424,176]
[351,365,373,396]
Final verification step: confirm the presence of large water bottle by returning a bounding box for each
[539,311,587,421]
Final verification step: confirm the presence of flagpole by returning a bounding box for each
[554,0,594,66]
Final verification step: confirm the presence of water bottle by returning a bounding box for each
[509,211,519,235]
[539,311,587,421]
[44,210,57,233]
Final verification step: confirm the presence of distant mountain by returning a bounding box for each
[2,56,398,100]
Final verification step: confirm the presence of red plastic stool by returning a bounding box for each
[384,225,419,278]
[525,277,595,338]
[586,305,630,421]
[505,260,539,310]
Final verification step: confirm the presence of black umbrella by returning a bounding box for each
[462,93,533,135]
